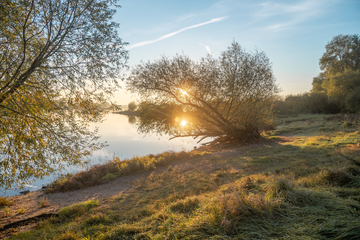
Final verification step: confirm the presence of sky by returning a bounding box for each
[111,0,360,104]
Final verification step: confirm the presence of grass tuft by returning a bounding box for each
[169,197,200,214]
[16,206,26,215]
[0,197,14,207]
[58,200,99,220]
[322,169,360,188]
[38,198,50,208]
[1,206,10,217]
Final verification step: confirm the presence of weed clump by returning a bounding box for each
[82,213,111,226]
[266,178,294,198]
[169,197,200,214]
[101,173,117,181]
[16,206,26,215]
[0,197,14,207]
[38,198,50,208]
[58,200,99,220]
[1,206,10,217]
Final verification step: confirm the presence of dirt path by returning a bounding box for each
[0,170,151,237]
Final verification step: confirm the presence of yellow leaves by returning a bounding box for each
[40,138,45,147]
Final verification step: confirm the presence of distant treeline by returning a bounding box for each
[274,92,341,115]
[275,34,360,115]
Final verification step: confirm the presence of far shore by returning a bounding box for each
[112,110,139,116]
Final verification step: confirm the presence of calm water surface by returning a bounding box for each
[1,114,200,197]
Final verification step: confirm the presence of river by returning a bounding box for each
[1,114,200,197]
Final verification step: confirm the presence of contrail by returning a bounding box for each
[126,17,228,50]
[199,43,213,55]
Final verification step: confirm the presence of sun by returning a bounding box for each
[180,120,187,127]
[180,89,187,95]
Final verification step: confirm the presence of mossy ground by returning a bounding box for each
[7,114,360,239]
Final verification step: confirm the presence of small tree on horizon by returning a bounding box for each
[128,101,137,111]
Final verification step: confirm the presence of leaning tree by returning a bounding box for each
[127,42,279,144]
[0,0,128,189]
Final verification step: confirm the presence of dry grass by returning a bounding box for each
[38,198,50,208]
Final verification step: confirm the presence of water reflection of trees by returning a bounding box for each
[136,102,189,137]
[128,115,137,124]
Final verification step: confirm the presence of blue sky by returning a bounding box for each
[112,0,360,104]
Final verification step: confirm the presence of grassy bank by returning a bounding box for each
[7,114,360,239]
[45,151,211,193]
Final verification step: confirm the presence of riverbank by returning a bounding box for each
[113,110,139,116]
[2,114,360,239]
[0,113,201,197]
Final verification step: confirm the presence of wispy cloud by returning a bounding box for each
[123,14,195,38]
[173,13,196,23]
[255,0,331,32]
[126,17,228,50]
[199,43,213,55]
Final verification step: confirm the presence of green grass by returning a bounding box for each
[10,114,360,239]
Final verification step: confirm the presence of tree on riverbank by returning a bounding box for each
[127,42,279,144]
[273,34,360,115]
[0,0,128,188]
[311,34,360,112]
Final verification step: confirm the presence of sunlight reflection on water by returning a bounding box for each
[1,114,200,197]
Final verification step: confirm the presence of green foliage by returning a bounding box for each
[0,0,128,188]
[127,41,279,143]
[320,34,360,75]
[311,34,360,113]
[274,92,341,115]
[325,69,360,112]
[312,72,327,94]
[101,173,117,181]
